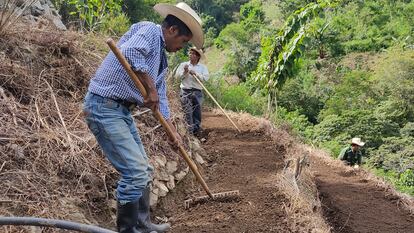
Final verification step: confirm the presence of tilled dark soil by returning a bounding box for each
[155,112,291,232]
[312,158,414,233]
[155,111,414,233]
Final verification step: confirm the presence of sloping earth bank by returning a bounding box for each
[155,112,291,232]
[312,158,414,233]
[155,111,414,233]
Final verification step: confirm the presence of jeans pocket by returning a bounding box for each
[101,99,120,112]
[85,113,101,137]
[83,107,100,137]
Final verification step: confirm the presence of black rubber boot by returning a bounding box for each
[117,200,142,233]
[136,187,171,233]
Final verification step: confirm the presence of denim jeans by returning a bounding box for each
[83,92,153,203]
[180,89,203,134]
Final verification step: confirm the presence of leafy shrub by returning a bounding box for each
[319,70,376,119]
[343,38,381,53]
[400,122,414,137]
[186,0,249,32]
[122,0,163,23]
[221,84,266,115]
[325,0,414,54]
[312,114,348,143]
[373,100,410,127]
[68,0,124,31]
[315,109,400,149]
[214,0,264,80]
[399,169,414,188]
[373,48,414,122]
[99,13,131,37]
[372,168,414,196]
[204,78,266,116]
[320,140,343,159]
[368,136,414,172]
[273,107,313,140]
[277,68,324,124]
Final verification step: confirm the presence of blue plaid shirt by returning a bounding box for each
[88,22,170,119]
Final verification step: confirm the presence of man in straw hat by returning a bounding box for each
[175,47,209,135]
[83,2,203,233]
[338,137,365,168]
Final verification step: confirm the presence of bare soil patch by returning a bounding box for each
[155,112,291,232]
[312,157,414,233]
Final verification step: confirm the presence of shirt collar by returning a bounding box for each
[157,24,165,48]
[189,61,199,66]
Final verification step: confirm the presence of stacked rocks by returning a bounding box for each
[0,0,66,30]
[149,138,209,206]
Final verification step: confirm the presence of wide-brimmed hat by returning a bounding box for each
[154,2,204,49]
[351,138,365,146]
[189,47,206,61]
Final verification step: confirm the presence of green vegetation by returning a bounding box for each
[48,0,414,195]
[214,0,265,80]
[205,0,414,195]
[205,76,266,115]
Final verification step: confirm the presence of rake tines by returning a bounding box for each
[184,190,240,209]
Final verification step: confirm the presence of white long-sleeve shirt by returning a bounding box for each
[175,61,209,90]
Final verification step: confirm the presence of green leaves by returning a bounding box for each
[68,0,123,32]
[252,1,329,93]
[203,77,266,115]
[214,0,265,80]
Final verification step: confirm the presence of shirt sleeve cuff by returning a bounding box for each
[159,89,170,120]
[159,102,170,120]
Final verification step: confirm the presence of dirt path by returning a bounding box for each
[155,112,291,232]
[155,111,414,232]
[312,158,414,233]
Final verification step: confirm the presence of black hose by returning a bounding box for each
[0,217,117,233]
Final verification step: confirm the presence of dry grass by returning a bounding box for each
[0,22,191,232]
[0,0,37,36]
[0,24,113,232]
[276,144,331,233]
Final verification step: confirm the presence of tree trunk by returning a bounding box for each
[266,89,277,119]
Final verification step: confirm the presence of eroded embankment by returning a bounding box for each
[312,156,414,233]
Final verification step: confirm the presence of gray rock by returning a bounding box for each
[149,190,159,207]
[154,180,169,197]
[166,175,175,190]
[174,170,187,182]
[190,140,202,152]
[41,2,66,30]
[154,155,167,167]
[155,170,170,182]
[166,161,178,174]
[194,152,205,165]
[31,1,45,17]
[1,0,67,30]
[190,139,208,159]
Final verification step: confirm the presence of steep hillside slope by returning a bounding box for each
[0,24,193,232]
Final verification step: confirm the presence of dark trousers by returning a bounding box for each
[180,88,203,134]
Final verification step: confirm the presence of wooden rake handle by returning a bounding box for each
[190,73,241,133]
[106,39,213,198]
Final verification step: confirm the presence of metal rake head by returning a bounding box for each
[184,190,240,209]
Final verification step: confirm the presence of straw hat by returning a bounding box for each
[189,47,206,61]
[351,138,365,146]
[154,2,204,49]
